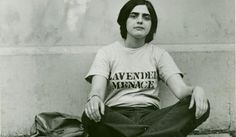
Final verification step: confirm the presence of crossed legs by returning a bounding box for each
[82,96,210,137]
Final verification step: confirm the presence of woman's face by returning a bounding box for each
[126,5,152,40]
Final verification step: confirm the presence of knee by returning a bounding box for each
[180,96,211,118]
[179,95,192,104]
[81,111,88,122]
[81,105,110,125]
[81,111,93,126]
[192,99,211,121]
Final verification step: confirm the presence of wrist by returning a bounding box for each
[191,86,203,94]
[188,86,196,96]
[87,94,101,102]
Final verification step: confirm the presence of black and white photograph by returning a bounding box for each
[0,0,235,137]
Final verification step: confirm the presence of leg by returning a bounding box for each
[82,105,148,137]
[82,110,124,137]
[139,96,210,137]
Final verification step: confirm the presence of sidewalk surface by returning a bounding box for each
[188,133,232,137]
[1,133,235,137]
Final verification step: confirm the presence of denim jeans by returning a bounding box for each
[82,96,210,137]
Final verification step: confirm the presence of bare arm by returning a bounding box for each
[166,74,208,119]
[166,74,193,99]
[88,75,107,101]
[85,75,107,122]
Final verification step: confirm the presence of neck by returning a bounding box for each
[124,35,146,48]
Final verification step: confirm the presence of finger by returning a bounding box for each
[92,102,103,122]
[90,104,98,122]
[89,105,96,121]
[195,105,200,119]
[196,100,205,119]
[202,99,208,115]
[93,104,101,122]
[100,102,105,115]
[203,100,208,114]
[195,99,201,119]
[202,105,207,116]
[189,96,194,109]
[198,101,205,118]
[85,105,93,120]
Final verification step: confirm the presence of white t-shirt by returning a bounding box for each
[85,41,183,108]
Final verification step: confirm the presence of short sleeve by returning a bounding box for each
[157,51,183,83]
[85,49,110,83]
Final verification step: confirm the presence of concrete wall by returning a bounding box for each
[0,45,235,136]
[0,0,234,46]
[0,0,235,136]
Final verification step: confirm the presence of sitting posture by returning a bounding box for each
[82,0,210,137]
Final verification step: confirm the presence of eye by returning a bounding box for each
[143,14,151,21]
[129,13,138,18]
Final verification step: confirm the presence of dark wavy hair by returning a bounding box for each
[117,0,158,43]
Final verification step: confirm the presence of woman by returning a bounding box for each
[82,0,210,137]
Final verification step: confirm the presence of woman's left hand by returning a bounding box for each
[189,86,208,119]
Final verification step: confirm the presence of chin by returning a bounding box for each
[134,34,147,39]
[127,32,148,39]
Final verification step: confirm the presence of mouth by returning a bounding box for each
[134,26,144,30]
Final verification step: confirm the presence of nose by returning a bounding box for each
[137,15,143,24]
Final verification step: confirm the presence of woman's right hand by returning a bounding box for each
[84,96,105,122]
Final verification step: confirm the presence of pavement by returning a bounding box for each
[1,133,235,137]
[188,133,233,137]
